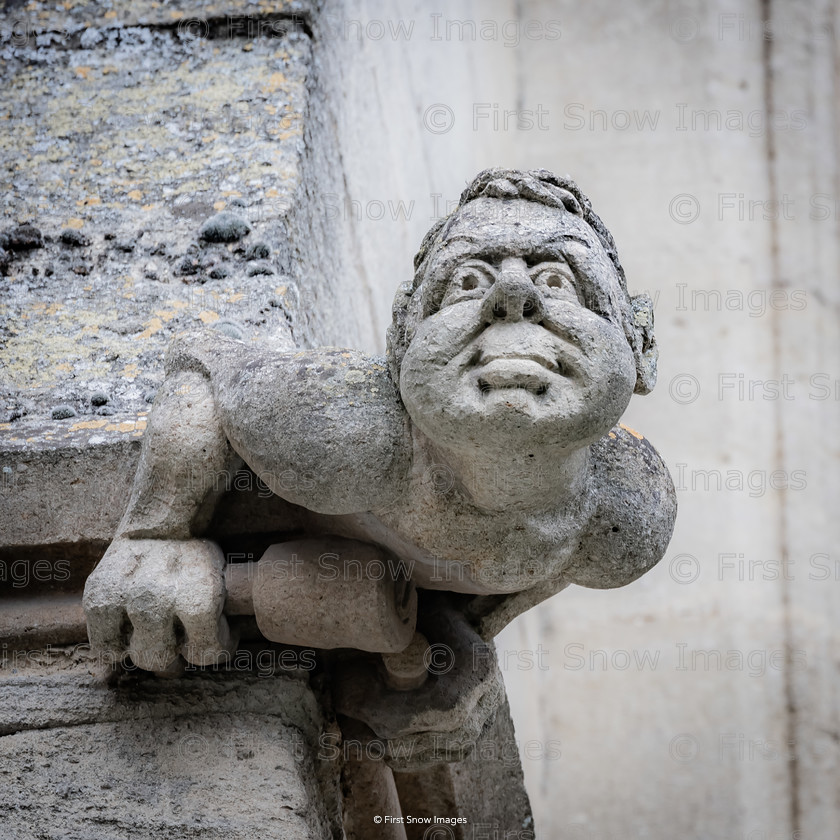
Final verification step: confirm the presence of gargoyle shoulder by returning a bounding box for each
[166,330,412,515]
[562,424,677,589]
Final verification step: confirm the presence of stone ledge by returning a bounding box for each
[0,414,142,548]
[0,654,339,838]
[0,593,87,651]
[0,653,320,734]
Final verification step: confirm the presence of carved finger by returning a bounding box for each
[172,538,231,666]
[83,600,130,665]
[125,608,179,672]
[177,608,234,667]
[82,546,136,662]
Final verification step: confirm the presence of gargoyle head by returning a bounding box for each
[386,168,657,459]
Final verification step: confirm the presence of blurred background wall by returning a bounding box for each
[328,0,840,836]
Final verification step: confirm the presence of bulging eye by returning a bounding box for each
[541,270,565,288]
[453,265,491,291]
[440,262,495,307]
[531,263,581,302]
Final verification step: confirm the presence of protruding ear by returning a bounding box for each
[386,280,417,388]
[631,293,658,395]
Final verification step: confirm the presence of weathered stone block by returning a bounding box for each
[0,651,342,838]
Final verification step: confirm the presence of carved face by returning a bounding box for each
[399,197,637,457]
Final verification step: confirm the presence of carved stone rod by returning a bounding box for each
[83,168,677,831]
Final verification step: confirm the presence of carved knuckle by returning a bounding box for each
[83,578,126,614]
[176,573,223,608]
[126,583,174,616]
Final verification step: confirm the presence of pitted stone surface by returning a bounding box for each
[1,716,326,839]
[0,652,338,839]
[0,0,314,36]
[0,1,364,565]
[0,19,310,424]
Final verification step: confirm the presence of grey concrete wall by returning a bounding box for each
[327,0,840,836]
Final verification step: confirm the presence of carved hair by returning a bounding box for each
[386,168,657,395]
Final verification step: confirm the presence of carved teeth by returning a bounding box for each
[478,379,548,396]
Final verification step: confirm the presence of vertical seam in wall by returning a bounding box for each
[514,0,525,116]
[320,33,378,349]
[761,0,801,834]
[832,4,840,822]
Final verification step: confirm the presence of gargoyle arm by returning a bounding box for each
[166,330,413,516]
[117,368,240,540]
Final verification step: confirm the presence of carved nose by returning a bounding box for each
[481,257,544,323]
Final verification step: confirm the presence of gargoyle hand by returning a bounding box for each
[83,537,233,672]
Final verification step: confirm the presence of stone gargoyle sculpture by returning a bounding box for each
[83,168,676,767]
